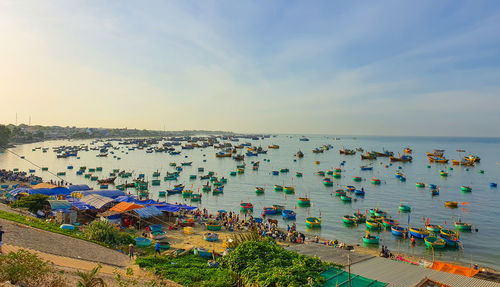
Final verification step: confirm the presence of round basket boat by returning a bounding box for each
[362,235,379,245]
[205,221,222,231]
[135,237,152,247]
[203,232,219,242]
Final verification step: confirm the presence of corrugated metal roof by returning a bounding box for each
[80,194,114,209]
[348,257,500,287]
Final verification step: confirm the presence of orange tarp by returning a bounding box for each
[109,202,144,212]
[430,261,479,277]
[32,182,58,189]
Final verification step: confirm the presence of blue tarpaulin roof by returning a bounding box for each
[47,200,72,210]
[9,187,72,197]
[78,190,125,198]
[134,206,163,218]
[111,196,197,212]
[67,198,95,210]
[68,185,91,191]
[155,203,198,212]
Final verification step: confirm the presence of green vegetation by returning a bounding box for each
[0,124,10,147]
[83,220,134,247]
[136,254,237,287]
[76,265,107,287]
[137,238,336,287]
[10,194,49,213]
[0,249,66,286]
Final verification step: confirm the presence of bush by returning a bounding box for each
[83,220,130,247]
[219,238,334,287]
[136,254,236,287]
[0,249,67,287]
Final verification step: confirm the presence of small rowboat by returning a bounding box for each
[374,210,386,217]
[353,213,366,223]
[274,185,283,191]
[283,186,295,194]
[296,172,303,177]
[391,225,408,237]
[182,190,193,197]
[272,205,285,214]
[444,201,458,208]
[203,233,218,242]
[323,180,333,187]
[212,187,223,195]
[368,208,383,216]
[346,186,356,192]
[282,210,296,220]
[262,207,277,216]
[439,170,448,177]
[425,236,446,249]
[382,218,399,228]
[371,178,381,185]
[429,184,437,189]
[191,194,202,201]
[366,219,381,229]
[255,187,265,194]
[395,172,403,178]
[305,217,321,228]
[360,166,373,171]
[455,222,472,231]
[362,234,379,244]
[399,205,411,213]
[240,202,253,212]
[426,224,442,233]
[343,215,357,225]
[335,189,346,196]
[332,173,342,178]
[205,221,222,231]
[150,231,166,240]
[416,182,425,188]
[354,189,365,196]
[439,233,460,247]
[317,171,326,176]
[297,197,311,207]
[440,229,458,238]
[409,227,429,239]
[158,191,166,197]
[431,189,439,196]
[340,195,352,202]
[460,186,472,192]
[353,176,362,182]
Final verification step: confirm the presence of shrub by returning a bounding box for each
[83,220,126,247]
[10,194,49,213]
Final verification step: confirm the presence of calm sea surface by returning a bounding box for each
[1,135,500,269]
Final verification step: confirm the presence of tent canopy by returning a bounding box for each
[78,190,125,198]
[134,206,163,218]
[32,183,57,189]
[80,194,115,209]
[47,200,72,210]
[109,202,144,212]
[9,187,72,197]
[68,185,91,192]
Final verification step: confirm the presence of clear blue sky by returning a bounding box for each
[1,1,499,136]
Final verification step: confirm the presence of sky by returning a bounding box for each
[1,0,500,136]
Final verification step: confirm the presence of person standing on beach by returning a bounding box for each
[0,226,4,254]
[155,242,161,257]
[128,244,134,260]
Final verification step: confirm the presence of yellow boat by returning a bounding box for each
[444,201,458,208]
[306,217,321,228]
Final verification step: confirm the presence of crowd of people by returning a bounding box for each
[0,169,41,184]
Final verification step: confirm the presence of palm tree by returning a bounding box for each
[77,264,107,287]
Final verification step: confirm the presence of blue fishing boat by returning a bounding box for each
[282,210,296,220]
[438,233,460,247]
[391,225,408,237]
[354,189,365,196]
[360,166,373,171]
[409,227,429,239]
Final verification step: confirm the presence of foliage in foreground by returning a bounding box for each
[10,194,49,213]
[0,210,79,237]
[77,264,107,287]
[219,238,336,287]
[136,254,236,287]
[83,220,135,247]
[0,249,66,287]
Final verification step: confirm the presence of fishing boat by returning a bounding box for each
[151,179,161,186]
[382,218,399,228]
[375,150,394,157]
[232,154,245,161]
[339,148,356,155]
[282,210,296,220]
[305,217,321,228]
[345,186,356,192]
[439,170,448,177]
[424,236,446,249]
[464,155,480,163]
[274,185,283,191]
[203,233,219,242]
[255,187,265,194]
[332,172,341,178]
[215,152,232,158]
[399,204,411,212]
[353,213,366,223]
[283,186,295,194]
[240,202,253,212]
[404,147,412,154]
[362,234,380,244]
[390,155,413,162]
[202,184,212,192]
[428,156,449,163]
[317,171,326,176]
[365,219,381,229]
[353,176,362,182]
[431,189,439,196]
[354,189,365,196]
[438,233,460,247]
[343,215,357,225]
[441,229,459,238]
[460,186,472,192]
[158,191,166,197]
[335,189,346,196]
[150,230,166,240]
[181,161,192,166]
[262,207,277,216]
[360,166,373,171]
[182,190,193,197]
[426,224,442,233]
[361,152,377,160]
[272,205,285,214]
[268,144,279,149]
[455,222,472,231]
[296,172,303,177]
[297,197,311,207]
[427,150,445,157]
[340,195,352,202]
[191,194,202,201]
[368,208,384,216]
[444,201,458,208]
[371,178,381,184]
[205,221,222,231]
[296,150,304,158]
[323,178,333,186]
[409,227,429,239]
[391,226,408,237]
[415,182,425,188]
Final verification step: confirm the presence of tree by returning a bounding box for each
[0,124,11,147]
[10,194,49,213]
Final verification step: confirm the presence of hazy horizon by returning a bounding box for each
[2,1,500,136]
